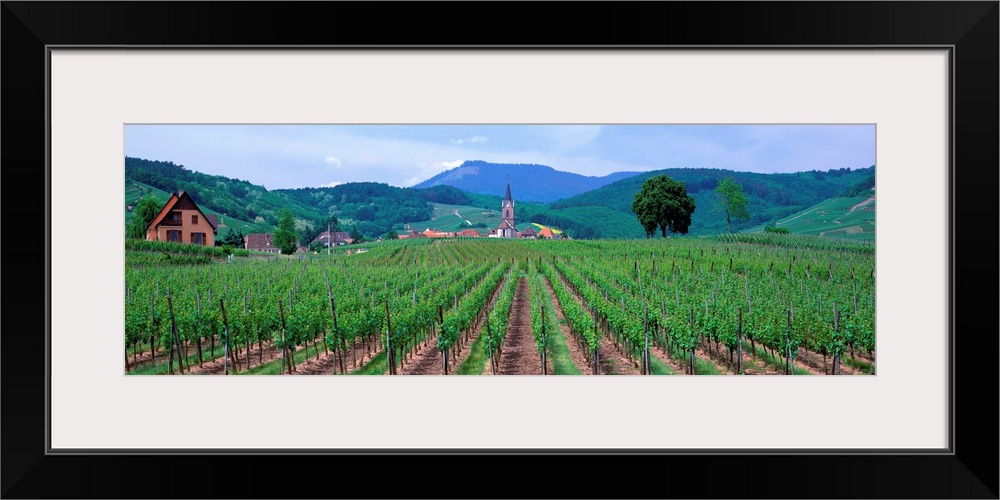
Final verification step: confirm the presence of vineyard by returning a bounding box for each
[125,236,875,376]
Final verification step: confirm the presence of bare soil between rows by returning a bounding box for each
[496,278,543,375]
[396,276,506,375]
[293,334,382,375]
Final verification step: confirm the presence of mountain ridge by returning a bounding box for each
[413,160,640,203]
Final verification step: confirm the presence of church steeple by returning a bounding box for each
[498,174,516,237]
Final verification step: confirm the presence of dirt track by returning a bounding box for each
[497,278,543,375]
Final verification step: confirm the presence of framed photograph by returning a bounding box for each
[3,2,996,498]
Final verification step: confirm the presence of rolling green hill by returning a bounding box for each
[125,180,273,239]
[405,203,502,234]
[126,156,875,242]
[545,166,874,237]
[749,190,876,241]
[126,157,432,243]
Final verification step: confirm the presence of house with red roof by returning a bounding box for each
[311,230,354,247]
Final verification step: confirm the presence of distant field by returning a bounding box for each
[404,203,502,233]
[747,191,875,242]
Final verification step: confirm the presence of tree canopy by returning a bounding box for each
[349,225,365,243]
[631,175,695,237]
[218,226,245,248]
[714,177,751,233]
[126,194,162,240]
[272,208,299,254]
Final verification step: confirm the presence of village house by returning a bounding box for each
[397,230,426,239]
[517,226,537,239]
[145,191,218,246]
[536,226,556,239]
[244,233,288,253]
[310,230,354,247]
[422,228,457,238]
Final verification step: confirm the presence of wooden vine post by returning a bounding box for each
[487,313,495,375]
[785,309,793,375]
[196,294,204,367]
[439,304,448,375]
[166,289,184,375]
[689,308,696,375]
[149,292,156,364]
[330,293,345,375]
[219,298,232,375]
[737,308,743,375]
[643,305,650,375]
[833,303,841,375]
[243,296,251,369]
[384,300,394,375]
[278,300,288,375]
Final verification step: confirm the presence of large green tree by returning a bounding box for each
[631,175,695,237]
[714,177,750,233]
[272,208,299,254]
[126,194,162,240]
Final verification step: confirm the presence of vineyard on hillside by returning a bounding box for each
[125,237,875,376]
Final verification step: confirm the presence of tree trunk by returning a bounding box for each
[197,337,203,367]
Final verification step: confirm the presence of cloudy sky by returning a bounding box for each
[125,124,875,190]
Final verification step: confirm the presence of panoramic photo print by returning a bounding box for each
[124,124,876,376]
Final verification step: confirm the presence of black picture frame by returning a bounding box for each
[2,2,996,498]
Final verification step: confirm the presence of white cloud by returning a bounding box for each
[323,181,343,187]
[402,176,422,187]
[449,135,488,145]
[440,159,464,168]
[324,156,342,167]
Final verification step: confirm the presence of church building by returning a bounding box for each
[494,177,518,238]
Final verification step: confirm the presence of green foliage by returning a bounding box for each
[840,172,875,197]
[126,157,433,242]
[414,185,473,205]
[748,194,876,242]
[218,227,246,247]
[715,177,751,233]
[550,166,874,236]
[349,225,365,243]
[631,175,696,237]
[384,230,399,240]
[127,155,875,244]
[126,237,874,377]
[278,182,432,238]
[764,226,791,234]
[272,208,299,254]
[126,194,162,239]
